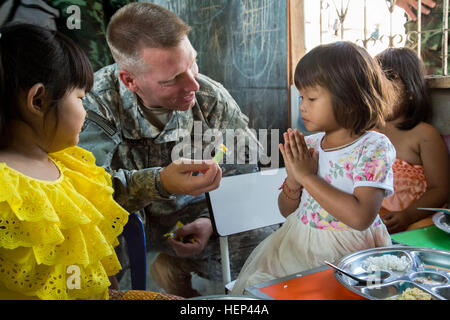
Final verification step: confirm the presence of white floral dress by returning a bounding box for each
[231,131,396,295]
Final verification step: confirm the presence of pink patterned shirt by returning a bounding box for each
[296,131,396,231]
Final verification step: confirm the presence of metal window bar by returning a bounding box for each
[317,0,449,76]
[418,0,422,58]
[377,0,404,48]
[331,0,350,40]
[443,0,449,76]
[320,0,324,44]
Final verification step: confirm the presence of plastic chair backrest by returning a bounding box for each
[207,168,287,237]
[206,168,287,289]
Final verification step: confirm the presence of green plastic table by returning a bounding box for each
[391,225,450,251]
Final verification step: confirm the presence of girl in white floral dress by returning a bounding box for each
[231,42,396,295]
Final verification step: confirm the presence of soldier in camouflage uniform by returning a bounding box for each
[78,2,277,297]
[397,0,449,75]
[47,0,135,71]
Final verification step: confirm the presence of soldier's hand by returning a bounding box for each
[168,218,213,257]
[159,159,222,196]
[395,0,436,21]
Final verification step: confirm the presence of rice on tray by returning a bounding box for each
[363,254,411,273]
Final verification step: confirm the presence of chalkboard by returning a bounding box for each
[149,0,288,152]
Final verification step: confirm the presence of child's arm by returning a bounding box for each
[278,178,302,218]
[278,130,303,217]
[384,124,449,232]
[283,130,386,231]
[278,130,305,217]
[301,174,385,230]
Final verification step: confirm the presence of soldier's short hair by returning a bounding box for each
[106,2,191,72]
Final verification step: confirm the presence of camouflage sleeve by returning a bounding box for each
[111,166,174,214]
[79,93,175,214]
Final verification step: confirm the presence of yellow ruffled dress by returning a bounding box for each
[0,146,128,300]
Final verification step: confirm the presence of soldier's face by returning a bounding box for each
[133,36,200,111]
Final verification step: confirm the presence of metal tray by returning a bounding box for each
[334,246,450,300]
[433,212,450,235]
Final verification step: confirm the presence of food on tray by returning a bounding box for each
[413,276,442,285]
[396,288,431,300]
[362,254,411,273]
[337,248,449,300]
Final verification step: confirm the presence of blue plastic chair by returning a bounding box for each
[122,213,147,290]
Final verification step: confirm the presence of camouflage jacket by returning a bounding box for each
[79,64,259,251]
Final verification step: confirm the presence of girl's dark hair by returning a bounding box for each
[0,23,93,146]
[375,47,431,130]
[294,41,393,136]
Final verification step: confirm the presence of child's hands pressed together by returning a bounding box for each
[279,129,319,185]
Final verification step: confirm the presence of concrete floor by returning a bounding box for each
[118,252,225,296]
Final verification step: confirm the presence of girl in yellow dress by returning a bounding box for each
[0,23,177,300]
